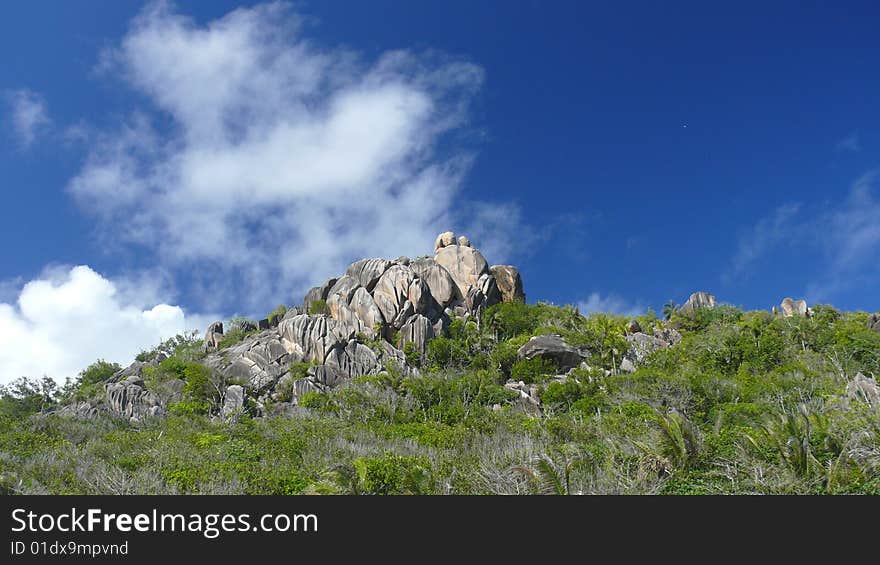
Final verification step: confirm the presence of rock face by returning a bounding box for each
[780,298,809,318]
[411,257,458,308]
[517,335,583,372]
[490,265,525,303]
[96,232,523,419]
[434,231,457,252]
[870,314,880,334]
[619,328,682,373]
[847,372,880,406]
[679,292,716,314]
[435,244,491,300]
[204,321,224,351]
[400,314,435,356]
[105,376,163,422]
[222,385,246,420]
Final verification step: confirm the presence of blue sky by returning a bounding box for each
[1,0,879,380]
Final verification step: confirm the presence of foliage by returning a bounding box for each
[267,304,287,326]
[4,300,880,495]
[308,299,329,316]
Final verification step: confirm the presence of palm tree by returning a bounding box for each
[635,408,702,474]
[514,447,590,495]
[662,301,677,321]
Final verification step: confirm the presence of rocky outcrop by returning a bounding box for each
[490,265,525,303]
[517,335,583,372]
[400,314,435,356]
[847,372,880,406]
[780,298,810,318]
[870,314,880,334]
[303,277,337,313]
[619,328,682,373]
[105,376,163,422]
[679,291,716,314]
[434,231,457,252]
[346,258,392,292]
[221,385,247,420]
[205,330,293,391]
[411,257,458,308]
[204,321,224,351]
[91,232,525,420]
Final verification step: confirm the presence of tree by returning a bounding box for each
[662,301,677,321]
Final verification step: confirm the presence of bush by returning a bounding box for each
[352,453,433,494]
[510,357,556,384]
[308,299,329,316]
[267,304,287,326]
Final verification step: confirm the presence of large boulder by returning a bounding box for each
[619,328,682,373]
[678,291,716,314]
[372,265,427,327]
[349,286,385,333]
[346,258,393,292]
[465,273,501,315]
[204,321,224,351]
[847,372,880,406]
[222,385,247,420]
[490,265,525,303]
[303,277,337,312]
[205,331,293,391]
[434,243,490,299]
[517,335,583,372]
[434,231,457,252]
[410,257,458,308]
[870,313,880,334]
[780,298,809,317]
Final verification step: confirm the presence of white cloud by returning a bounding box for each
[578,292,645,317]
[5,89,51,147]
[68,1,493,313]
[0,265,213,384]
[727,202,803,282]
[727,170,880,302]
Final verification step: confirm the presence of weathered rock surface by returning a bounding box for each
[411,257,458,308]
[222,385,246,420]
[780,297,810,318]
[204,321,224,351]
[105,376,163,421]
[679,291,716,314]
[346,258,392,292]
[434,231,457,252]
[869,313,880,333]
[400,314,435,356]
[303,277,337,312]
[435,244,490,299]
[847,372,880,406]
[619,328,682,373]
[517,335,584,371]
[490,265,525,303]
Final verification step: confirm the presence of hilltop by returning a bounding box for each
[1,232,879,494]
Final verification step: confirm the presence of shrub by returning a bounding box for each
[352,453,433,494]
[308,299,329,316]
[510,357,556,384]
[267,304,287,326]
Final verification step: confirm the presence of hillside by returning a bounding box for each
[1,232,879,495]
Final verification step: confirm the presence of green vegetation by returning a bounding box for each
[308,299,329,316]
[218,317,259,349]
[267,304,287,326]
[1,301,879,494]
